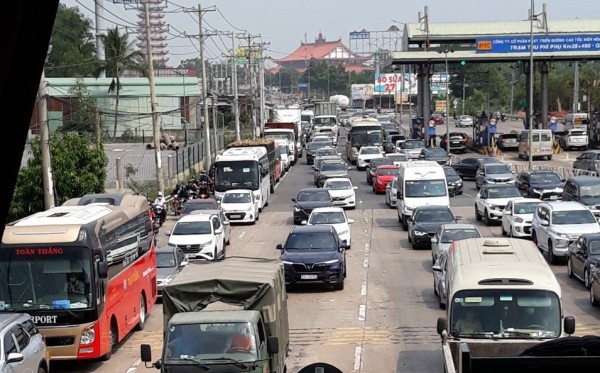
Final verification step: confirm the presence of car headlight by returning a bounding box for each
[337,229,349,235]
[246,205,254,212]
[514,217,524,223]
[323,259,340,264]
[294,207,301,212]
[555,238,570,247]
[282,260,294,265]
[532,188,543,194]
[551,231,567,238]
[80,324,96,345]
[414,231,428,236]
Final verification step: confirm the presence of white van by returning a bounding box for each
[396,161,449,229]
[437,237,574,341]
[518,129,553,161]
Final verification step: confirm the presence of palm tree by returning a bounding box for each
[95,27,145,140]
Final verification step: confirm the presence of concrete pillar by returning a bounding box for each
[540,61,549,129]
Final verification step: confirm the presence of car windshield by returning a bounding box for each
[321,163,346,171]
[449,290,561,339]
[513,202,540,214]
[183,202,214,214]
[310,212,346,225]
[571,130,586,136]
[444,168,459,177]
[223,193,252,204]
[309,142,327,151]
[360,148,381,155]
[501,134,518,139]
[297,191,331,202]
[486,165,511,174]
[552,210,596,225]
[477,158,499,165]
[441,229,481,243]
[387,154,408,162]
[579,185,600,199]
[426,148,448,157]
[530,173,561,184]
[156,252,176,268]
[405,180,447,197]
[172,221,212,235]
[377,168,399,176]
[415,209,454,222]
[487,187,521,199]
[317,148,337,156]
[324,180,352,190]
[285,232,337,250]
[404,141,425,149]
[370,158,393,168]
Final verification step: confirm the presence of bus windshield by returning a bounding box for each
[450,289,561,339]
[215,161,259,192]
[0,246,93,311]
[351,130,382,147]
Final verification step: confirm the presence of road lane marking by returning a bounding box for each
[360,282,367,296]
[463,193,473,197]
[238,231,247,239]
[362,257,369,268]
[126,359,141,373]
[358,304,366,321]
[353,346,363,372]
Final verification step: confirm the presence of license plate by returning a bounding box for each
[230,215,242,219]
[301,274,318,280]
[550,195,558,200]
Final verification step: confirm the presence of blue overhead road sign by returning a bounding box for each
[476,34,600,53]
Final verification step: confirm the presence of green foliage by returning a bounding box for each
[121,128,135,142]
[60,80,100,136]
[8,134,108,222]
[46,4,97,77]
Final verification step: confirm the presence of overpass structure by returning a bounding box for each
[385,7,600,138]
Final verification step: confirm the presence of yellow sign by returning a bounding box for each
[435,100,447,112]
[236,47,260,60]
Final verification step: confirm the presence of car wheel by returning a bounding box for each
[402,216,408,230]
[532,231,538,246]
[483,209,492,226]
[547,240,558,265]
[547,155,553,161]
[509,226,514,238]
[408,231,412,243]
[475,205,481,221]
[585,268,592,289]
[501,225,507,236]
[591,285,600,306]
[433,279,439,295]
[439,297,446,310]
[333,275,345,291]
[38,366,48,373]
[222,241,227,260]
[567,258,575,278]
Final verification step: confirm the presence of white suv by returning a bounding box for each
[531,201,600,264]
[0,313,49,373]
[356,146,384,171]
[167,212,228,261]
[475,184,523,226]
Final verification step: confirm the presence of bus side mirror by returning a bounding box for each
[564,316,576,335]
[141,344,152,362]
[267,336,279,354]
[97,262,108,279]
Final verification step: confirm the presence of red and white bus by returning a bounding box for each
[0,193,157,360]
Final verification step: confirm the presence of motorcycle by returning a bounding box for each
[151,203,166,226]
[149,206,160,234]
[198,181,210,199]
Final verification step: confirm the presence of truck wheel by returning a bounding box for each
[135,294,147,331]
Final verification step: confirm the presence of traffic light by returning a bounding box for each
[460,60,466,66]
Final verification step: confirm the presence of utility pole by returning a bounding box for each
[224,32,241,141]
[95,108,102,149]
[573,61,580,112]
[144,1,164,194]
[187,4,216,163]
[257,42,269,135]
[212,88,218,152]
[38,72,55,209]
[462,76,467,116]
[95,0,105,78]
[238,33,260,138]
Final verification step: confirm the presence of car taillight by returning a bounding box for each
[463,137,468,144]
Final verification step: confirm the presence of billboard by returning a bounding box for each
[351,84,374,100]
[374,73,417,95]
[236,47,260,65]
[475,34,600,53]
[430,73,449,95]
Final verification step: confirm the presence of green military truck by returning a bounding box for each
[141,257,289,372]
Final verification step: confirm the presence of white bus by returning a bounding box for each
[214,147,270,211]
[439,237,573,341]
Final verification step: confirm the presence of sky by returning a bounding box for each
[64,0,600,66]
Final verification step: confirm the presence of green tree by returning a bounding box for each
[60,80,101,138]
[9,133,108,222]
[46,4,97,77]
[96,27,145,140]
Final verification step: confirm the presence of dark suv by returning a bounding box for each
[366,157,393,185]
[277,225,347,290]
[515,170,564,200]
[292,188,333,224]
[562,176,600,218]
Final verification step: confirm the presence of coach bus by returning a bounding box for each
[0,193,157,360]
[214,147,271,211]
[346,118,383,164]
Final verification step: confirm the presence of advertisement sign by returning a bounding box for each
[435,100,447,112]
[475,34,600,53]
[374,73,417,95]
[350,31,370,40]
[430,73,449,95]
[351,84,374,100]
[236,47,260,65]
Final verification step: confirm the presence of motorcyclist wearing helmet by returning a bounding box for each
[199,171,211,185]
[154,191,166,206]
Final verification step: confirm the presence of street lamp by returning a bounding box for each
[439,48,454,155]
[528,0,537,171]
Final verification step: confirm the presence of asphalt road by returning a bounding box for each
[51,125,600,373]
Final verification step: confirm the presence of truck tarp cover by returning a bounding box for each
[162,257,286,323]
